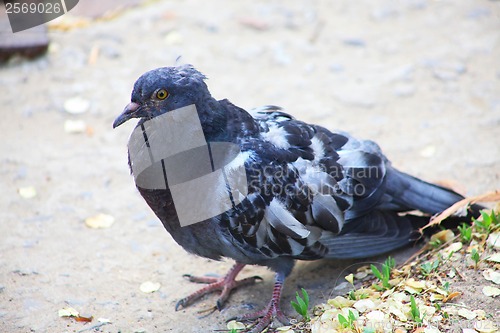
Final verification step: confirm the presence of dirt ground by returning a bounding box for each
[1,0,500,332]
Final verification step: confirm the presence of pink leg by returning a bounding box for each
[231,272,290,333]
[175,263,262,311]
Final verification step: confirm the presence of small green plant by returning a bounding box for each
[429,238,442,249]
[458,223,472,243]
[291,288,310,321]
[474,210,499,234]
[348,290,368,300]
[420,259,440,277]
[471,248,480,269]
[442,281,450,292]
[371,256,395,290]
[338,309,356,329]
[410,295,423,323]
[229,329,239,333]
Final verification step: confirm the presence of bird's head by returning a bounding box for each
[113,64,210,128]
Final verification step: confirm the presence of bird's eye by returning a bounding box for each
[156,89,169,100]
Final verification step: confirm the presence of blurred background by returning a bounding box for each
[1,0,499,332]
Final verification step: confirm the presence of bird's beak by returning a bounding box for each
[113,102,140,128]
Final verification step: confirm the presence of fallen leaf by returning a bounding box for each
[486,232,500,250]
[442,291,461,303]
[353,299,375,313]
[482,286,500,297]
[227,320,246,330]
[486,253,500,263]
[482,269,500,284]
[405,278,426,290]
[420,191,500,232]
[474,320,498,333]
[365,310,386,321]
[18,186,37,199]
[139,281,161,293]
[58,307,79,317]
[430,229,454,243]
[458,308,476,320]
[354,271,368,279]
[85,214,115,229]
[75,315,93,322]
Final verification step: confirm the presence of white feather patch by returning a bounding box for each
[310,136,325,161]
[261,125,291,149]
[264,198,310,239]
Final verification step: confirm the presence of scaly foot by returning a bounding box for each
[230,272,290,333]
[175,263,262,311]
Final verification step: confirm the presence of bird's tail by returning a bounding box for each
[382,168,482,218]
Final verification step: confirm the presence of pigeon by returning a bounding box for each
[113,64,480,332]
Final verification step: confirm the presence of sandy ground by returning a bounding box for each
[1,0,500,332]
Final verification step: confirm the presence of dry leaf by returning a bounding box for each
[486,253,500,263]
[482,286,500,297]
[430,229,454,244]
[457,308,476,320]
[474,320,498,333]
[442,242,463,257]
[442,291,461,303]
[58,307,79,317]
[405,278,426,290]
[18,186,37,199]
[139,281,161,293]
[486,232,500,250]
[85,214,115,229]
[75,315,93,322]
[227,320,246,330]
[420,190,500,232]
[482,269,500,284]
[353,299,375,313]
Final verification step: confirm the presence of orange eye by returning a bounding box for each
[156,89,169,100]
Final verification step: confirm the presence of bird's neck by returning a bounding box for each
[196,98,259,143]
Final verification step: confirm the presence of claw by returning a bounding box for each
[176,263,259,312]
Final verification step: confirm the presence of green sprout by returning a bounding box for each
[458,223,472,243]
[410,295,423,323]
[471,248,480,269]
[420,259,440,277]
[338,309,357,329]
[370,256,395,290]
[291,288,310,321]
[474,210,499,234]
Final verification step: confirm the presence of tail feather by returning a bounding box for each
[381,168,482,217]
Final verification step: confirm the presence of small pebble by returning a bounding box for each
[64,119,87,134]
[64,96,90,114]
[482,286,500,297]
[18,186,37,199]
[139,281,161,293]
